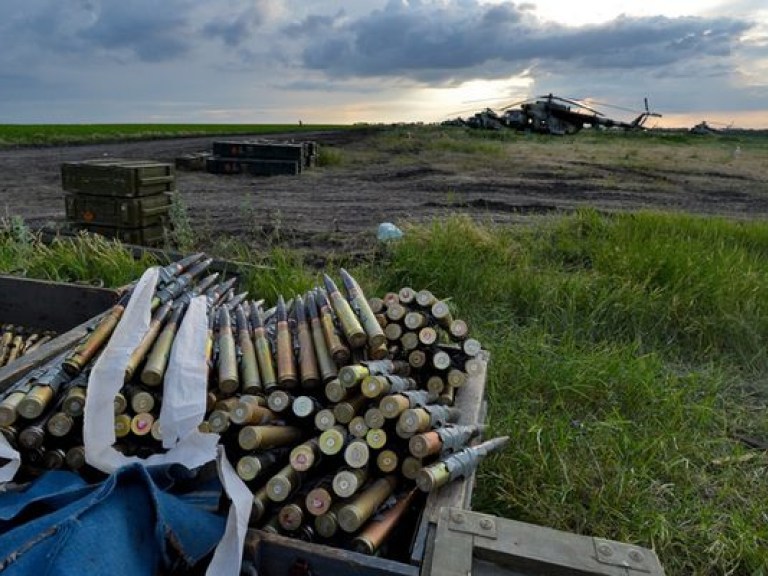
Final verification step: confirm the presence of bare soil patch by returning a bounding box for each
[1,128,766,258]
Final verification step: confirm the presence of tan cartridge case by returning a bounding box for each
[376,450,399,473]
[47,412,75,438]
[348,416,369,439]
[323,275,367,349]
[305,474,336,517]
[324,379,347,403]
[365,428,387,450]
[276,309,298,389]
[0,391,25,427]
[238,425,303,451]
[290,438,321,472]
[314,409,336,431]
[267,390,293,413]
[230,395,270,425]
[237,310,262,395]
[125,301,172,381]
[352,488,418,555]
[431,300,453,328]
[141,305,184,386]
[217,307,239,394]
[63,301,126,375]
[250,485,271,525]
[343,439,370,469]
[398,287,416,305]
[305,291,338,384]
[294,296,320,389]
[338,475,398,533]
[17,385,54,420]
[65,446,86,471]
[253,329,277,393]
[448,319,469,340]
[316,289,351,364]
[266,463,302,502]
[61,386,87,418]
[315,504,342,538]
[131,413,155,436]
[332,467,369,498]
[318,425,347,456]
[333,392,367,424]
[339,269,386,349]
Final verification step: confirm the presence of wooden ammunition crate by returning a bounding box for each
[243,355,489,576]
[61,159,175,197]
[74,223,167,247]
[0,276,119,391]
[65,192,172,228]
[212,141,306,162]
[206,157,300,177]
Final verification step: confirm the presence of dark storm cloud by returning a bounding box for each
[295,0,753,82]
[78,1,194,62]
[203,0,278,47]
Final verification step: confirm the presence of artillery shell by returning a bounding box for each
[365,428,387,450]
[130,390,155,414]
[379,395,410,419]
[47,412,74,437]
[402,456,423,480]
[207,409,231,434]
[114,414,132,438]
[324,379,347,403]
[431,301,453,328]
[278,502,305,532]
[386,302,406,323]
[400,332,419,351]
[338,475,398,533]
[344,439,370,469]
[384,323,403,341]
[17,386,54,420]
[290,439,320,472]
[266,464,300,502]
[363,408,385,429]
[408,350,427,369]
[0,391,25,426]
[348,416,369,439]
[446,368,467,388]
[409,431,443,458]
[463,338,482,357]
[399,408,432,435]
[426,375,445,395]
[404,312,428,331]
[351,489,418,556]
[338,364,369,388]
[131,413,154,436]
[332,467,368,498]
[292,395,318,419]
[432,351,452,371]
[43,448,66,470]
[418,327,438,346]
[416,290,436,308]
[65,446,86,471]
[398,287,416,305]
[333,393,366,424]
[448,319,469,340]
[250,485,270,525]
[230,395,270,424]
[239,425,303,451]
[267,390,292,413]
[318,426,346,456]
[315,505,341,538]
[376,450,399,473]
[62,387,87,418]
[416,462,451,492]
[314,408,336,431]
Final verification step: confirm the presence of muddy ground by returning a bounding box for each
[1,128,766,258]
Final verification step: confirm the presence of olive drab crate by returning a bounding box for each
[61,159,176,246]
[205,139,318,177]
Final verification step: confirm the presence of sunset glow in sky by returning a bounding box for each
[1,1,766,128]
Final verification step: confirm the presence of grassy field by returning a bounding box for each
[3,209,768,574]
[0,123,354,147]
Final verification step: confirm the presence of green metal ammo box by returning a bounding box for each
[61,159,175,197]
[64,192,171,228]
[61,159,175,247]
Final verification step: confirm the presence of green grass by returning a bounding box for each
[3,209,768,573]
[0,123,354,147]
[371,212,768,574]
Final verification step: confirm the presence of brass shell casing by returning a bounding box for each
[276,320,298,389]
[338,475,397,533]
[17,385,54,420]
[238,425,303,451]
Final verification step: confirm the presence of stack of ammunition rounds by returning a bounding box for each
[0,325,58,368]
[0,259,509,559]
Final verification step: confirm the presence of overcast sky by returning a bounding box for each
[1,0,766,128]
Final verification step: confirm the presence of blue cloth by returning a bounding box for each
[0,464,226,575]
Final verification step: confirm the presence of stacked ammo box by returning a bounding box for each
[206,140,317,176]
[62,159,175,246]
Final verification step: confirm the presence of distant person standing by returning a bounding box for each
[299,120,303,126]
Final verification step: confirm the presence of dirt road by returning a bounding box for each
[1,128,766,257]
